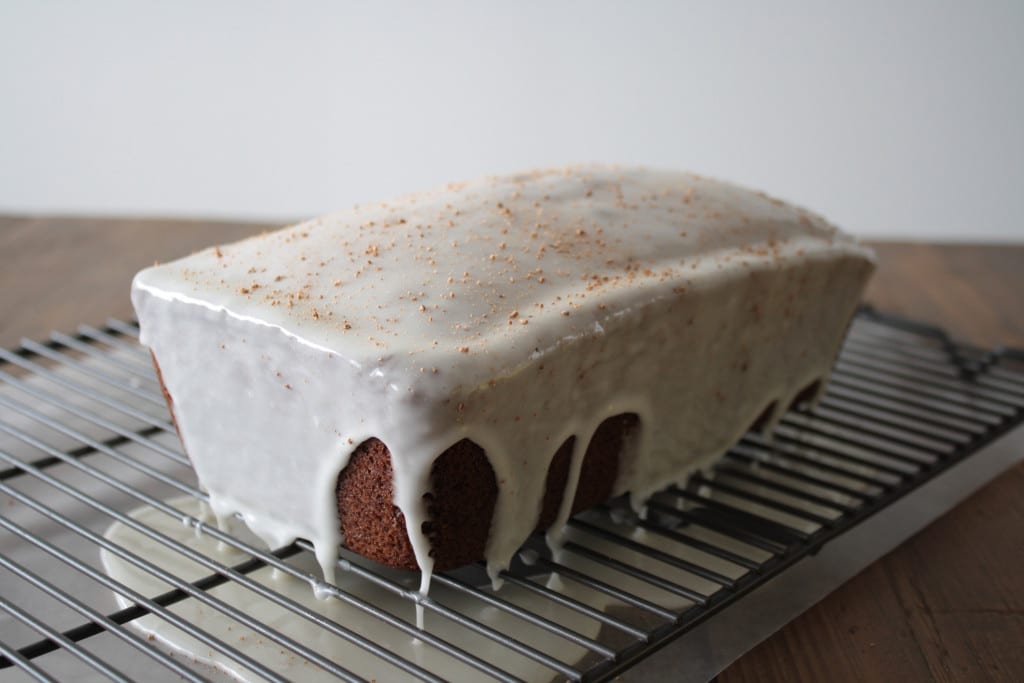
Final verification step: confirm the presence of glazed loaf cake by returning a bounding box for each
[132,167,875,588]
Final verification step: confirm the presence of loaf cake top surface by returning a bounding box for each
[134,166,870,377]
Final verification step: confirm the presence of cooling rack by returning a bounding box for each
[1,309,1022,682]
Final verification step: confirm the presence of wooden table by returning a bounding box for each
[2,216,1022,681]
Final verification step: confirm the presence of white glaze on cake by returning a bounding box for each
[131,166,874,590]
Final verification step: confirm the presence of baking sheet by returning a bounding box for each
[625,426,1024,682]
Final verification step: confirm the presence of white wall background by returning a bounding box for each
[1,1,1022,240]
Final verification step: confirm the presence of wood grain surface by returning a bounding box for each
[1,215,1022,681]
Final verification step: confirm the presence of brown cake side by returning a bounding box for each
[151,350,182,439]
[154,353,642,571]
[336,413,638,571]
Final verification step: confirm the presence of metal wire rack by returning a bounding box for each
[1,308,1022,682]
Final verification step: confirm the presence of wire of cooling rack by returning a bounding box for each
[0,312,1022,682]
